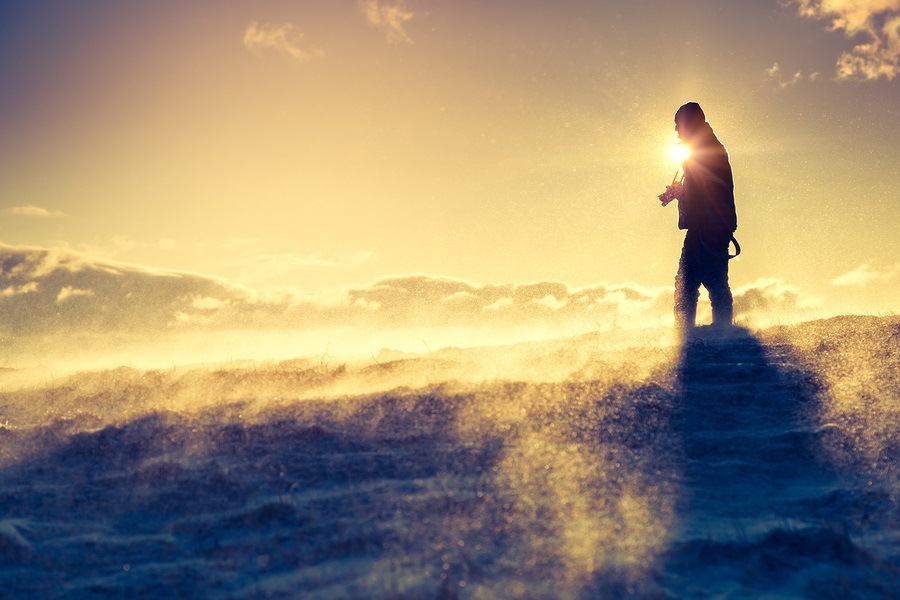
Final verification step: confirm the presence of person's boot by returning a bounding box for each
[711,300,733,328]
[675,304,697,342]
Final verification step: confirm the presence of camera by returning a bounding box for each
[658,171,684,206]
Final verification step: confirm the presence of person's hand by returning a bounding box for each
[658,181,682,206]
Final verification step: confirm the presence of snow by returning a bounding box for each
[0,316,898,598]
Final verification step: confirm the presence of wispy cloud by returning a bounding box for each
[764,62,820,88]
[56,286,94,304]
[791,0,900,80]
[359,0,416,43]
[5,205,65,218]
[0,282,38,297]
[831,262,900,286]
[243,21,322,62]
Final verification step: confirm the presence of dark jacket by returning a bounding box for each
[677,123,737,235]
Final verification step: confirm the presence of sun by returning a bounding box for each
[669,140,691,166]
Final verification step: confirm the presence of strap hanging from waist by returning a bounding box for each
[700,232,741,260]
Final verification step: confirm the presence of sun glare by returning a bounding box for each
[669,141,690,166]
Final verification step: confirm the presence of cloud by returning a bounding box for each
[483,298,514,312]
[0,243,837,366]
[732,278,822,322]
[0,244,673,340]
[192,296,226,310]
[0,282,38,297]
[243,21,322,62]
[0,243,251,337]
[56,286,94,304]
[343,276,670,329]
[831,262,900,286]
[360,0,416,43]
[5,205,65,218]
[791,0,900,80]
[532,295,567,311]
[764,62,818,88]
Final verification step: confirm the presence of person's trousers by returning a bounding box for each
[674,228,733,330]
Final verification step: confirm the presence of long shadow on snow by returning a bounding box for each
[653,326,898,598]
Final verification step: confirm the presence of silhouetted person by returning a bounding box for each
[664,102,738,334]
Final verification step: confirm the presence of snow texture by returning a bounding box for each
[0,316,898,598]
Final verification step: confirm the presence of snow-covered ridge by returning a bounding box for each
[0,315,897,597]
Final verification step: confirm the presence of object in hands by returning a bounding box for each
[658,170,684,206]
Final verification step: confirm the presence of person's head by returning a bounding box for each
[674,102,706,141]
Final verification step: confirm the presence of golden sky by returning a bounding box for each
[1,0,898,364]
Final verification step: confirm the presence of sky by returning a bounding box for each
[1,0,898,366]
